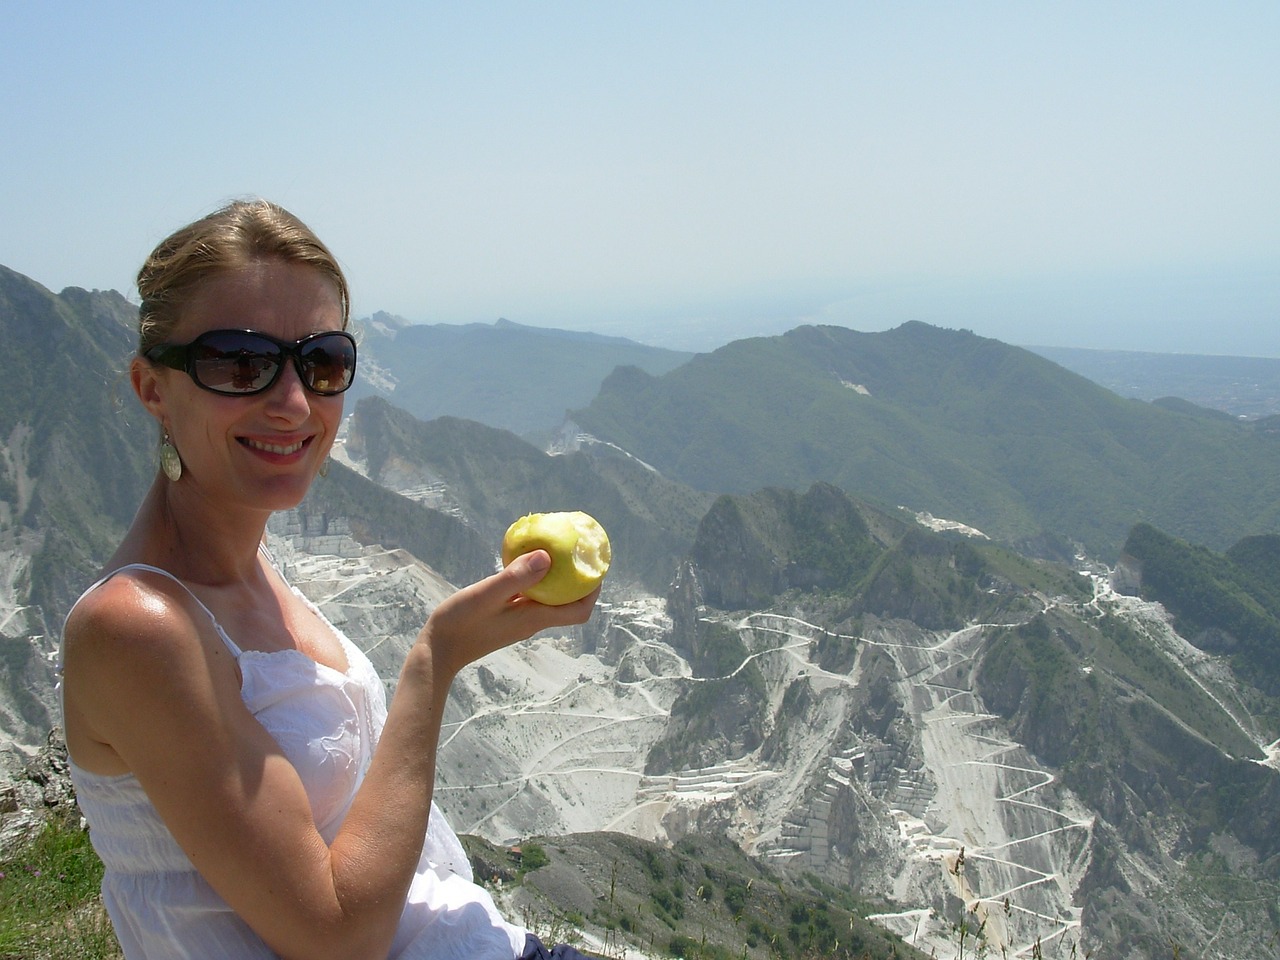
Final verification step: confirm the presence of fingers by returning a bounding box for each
[527,583,601,623]
[420,553,601,675]
[499,549,601,624]
[498,565,601,628]
[436,550,549,617]
[469,550,601,619]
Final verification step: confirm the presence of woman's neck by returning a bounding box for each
[112,477,275,587]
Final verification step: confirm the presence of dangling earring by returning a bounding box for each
[318,457,330,478]
[159,433,183,482]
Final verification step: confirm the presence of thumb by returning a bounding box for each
[502,549,552,591]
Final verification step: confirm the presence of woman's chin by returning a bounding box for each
[245,475,320,513]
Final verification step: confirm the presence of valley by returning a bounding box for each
[262,504,1278,958]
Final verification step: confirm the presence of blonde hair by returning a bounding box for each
[136,199,350,352]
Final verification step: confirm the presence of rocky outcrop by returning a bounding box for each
[0,728,78,857]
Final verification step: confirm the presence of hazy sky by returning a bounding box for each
[3,2,1277,354]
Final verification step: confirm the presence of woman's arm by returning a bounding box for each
[63,549,595,960]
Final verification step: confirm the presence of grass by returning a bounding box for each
[0,813,121,959]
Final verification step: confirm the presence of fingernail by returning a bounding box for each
[524,550,551,574]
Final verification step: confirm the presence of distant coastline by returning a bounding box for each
[1027,345,1280,419]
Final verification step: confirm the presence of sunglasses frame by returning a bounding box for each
[144,328,358,397]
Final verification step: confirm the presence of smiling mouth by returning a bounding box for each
[241,437,307,456]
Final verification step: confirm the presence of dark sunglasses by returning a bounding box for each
[144,329,358,397]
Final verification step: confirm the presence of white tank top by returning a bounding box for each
[60,560,526,960]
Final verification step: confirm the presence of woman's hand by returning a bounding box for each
[419,549,601,681]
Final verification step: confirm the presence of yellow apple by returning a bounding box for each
[501,511,611,605]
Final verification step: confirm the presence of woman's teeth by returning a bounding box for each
[244,438,305,455]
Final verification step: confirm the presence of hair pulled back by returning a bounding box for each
[136,199,350,352]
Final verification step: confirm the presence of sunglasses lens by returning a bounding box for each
[190,332,283,394]
[299,333,357,395]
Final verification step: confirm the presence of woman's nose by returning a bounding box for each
[264,358,313,416]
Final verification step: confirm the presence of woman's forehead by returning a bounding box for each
[175,260,344,338]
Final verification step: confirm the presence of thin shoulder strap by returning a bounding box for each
[75,563,245,659]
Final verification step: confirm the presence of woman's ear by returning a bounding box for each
[131,355,167,420]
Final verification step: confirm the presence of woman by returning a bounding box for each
[60,199,600,960]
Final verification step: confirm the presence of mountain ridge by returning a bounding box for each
[347,312,693,440]
[573,321,1280,557]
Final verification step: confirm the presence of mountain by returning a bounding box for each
[1118,524,1280,699]
[312,387,1280,957]
[571,321,1280,558]
[3,261,1280,957]
[653,486,1280,957]
[348,313,693,440]
[337,396,716,595]
[0,267,153,619]
[0,267,156,744]
[385,464,1274,957]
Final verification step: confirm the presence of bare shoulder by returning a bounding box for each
[66,569,184,642]
[62,569,243,771]
[64,569,229,674]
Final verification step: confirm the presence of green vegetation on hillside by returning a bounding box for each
[1,812,926,960]
[465,831,927,960]
[1123,523,1280,698]
[978,604,1280,861]
[646,620,768,773]
[574,322,1280,558]
[687,482,1090,631]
